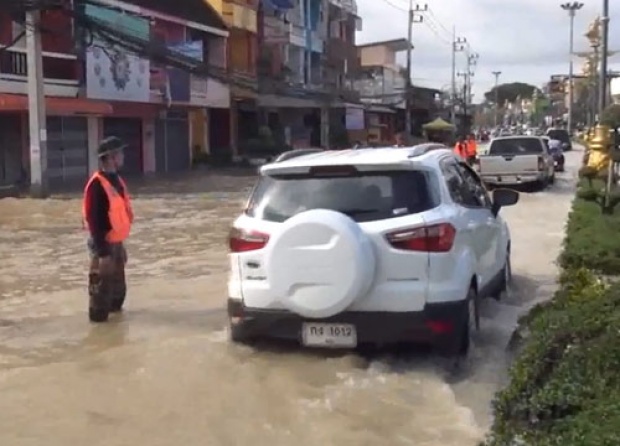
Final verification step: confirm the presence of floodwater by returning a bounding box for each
[0,153,581,446]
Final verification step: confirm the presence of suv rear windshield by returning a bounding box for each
[488,138,543,155]
[546,129,570,143]
[246,170,436,223]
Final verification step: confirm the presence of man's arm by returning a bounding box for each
[85,178,112,257]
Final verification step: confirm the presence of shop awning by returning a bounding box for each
[367,105,395,113]
[0,94,113,115]
[422,117,456,131]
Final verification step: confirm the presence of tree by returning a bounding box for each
[600,104,620,129]
[483,82,543,105]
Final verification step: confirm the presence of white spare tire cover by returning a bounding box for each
[265,209,376,319]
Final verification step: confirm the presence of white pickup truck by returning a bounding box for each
[478,136,555,189]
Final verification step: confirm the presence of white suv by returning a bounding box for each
[227,144,519,355]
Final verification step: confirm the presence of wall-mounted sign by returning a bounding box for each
[85,4,150,102]
[345,107,365,130]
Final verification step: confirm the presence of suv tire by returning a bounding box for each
[229,321,254,345]
[438,286,478,357]
[492,251,512,300]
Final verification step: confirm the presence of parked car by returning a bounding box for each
[546,128,572,151]
[227,144,519,356]
[478,136,555,189]
[542,136,565,172]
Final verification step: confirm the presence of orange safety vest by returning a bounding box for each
[466,139,477,157]
[454,142,467,158]
[82,172,133,243]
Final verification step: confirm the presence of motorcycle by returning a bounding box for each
[549,146,565,172]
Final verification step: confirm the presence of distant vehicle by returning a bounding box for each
[542,136,565,172]
[478,136,555,189]
[546,128,572,151]
[227,145,519,356]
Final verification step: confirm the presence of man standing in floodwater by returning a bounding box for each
[82,136,134,323]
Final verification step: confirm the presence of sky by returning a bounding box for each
[355,0,620,102]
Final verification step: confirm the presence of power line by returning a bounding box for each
[422,15,452,46]
[377,0,407,12]
[426,8,452,36]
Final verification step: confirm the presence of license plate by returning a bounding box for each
[301,323,357,348]
[501,176,517,183]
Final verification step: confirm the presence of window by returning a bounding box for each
[440,160,480,207]
[488,138,544,155]
[456,163,492,208]
[246,170,436,223]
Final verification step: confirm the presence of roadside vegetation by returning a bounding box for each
[483,180,620,446]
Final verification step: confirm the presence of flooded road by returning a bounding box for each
[0,153,581,446]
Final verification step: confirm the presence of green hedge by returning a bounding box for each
[483,190,620,445]
[560,182,620,276]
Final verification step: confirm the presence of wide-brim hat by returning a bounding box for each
[98,136,127,158]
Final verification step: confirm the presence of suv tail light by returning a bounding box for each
[229,227,269,252]
[386,223,456,252]
[537,156,545,171]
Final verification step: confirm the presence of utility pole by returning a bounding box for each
[561,2,583,134]
[463,49,478,132]
[599,0,610,116]
[492,70,502,127]
[405,2,427,138]
[25,10,48,198]
[457,71,466,133]
[450,30,467,124]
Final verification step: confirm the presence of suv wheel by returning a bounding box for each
[229,320,254,345]
[439,287,478,357]
[502,252,512,292]
[461,287,480,355]
[493,251,512,300]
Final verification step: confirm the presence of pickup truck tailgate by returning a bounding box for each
[479,154,540,175]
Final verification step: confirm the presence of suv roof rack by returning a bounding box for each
[407,143,449,158]
[274,148,325,163]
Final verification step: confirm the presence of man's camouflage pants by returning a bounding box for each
[87,240,127,322]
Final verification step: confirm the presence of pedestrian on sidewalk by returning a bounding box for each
[82,136,134,323]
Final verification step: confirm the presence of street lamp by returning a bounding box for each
[561,2,584,134]
[492,71,502,127]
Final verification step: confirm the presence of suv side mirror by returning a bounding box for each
[491,188,519,216]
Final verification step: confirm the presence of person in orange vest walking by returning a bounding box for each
[453,135,468,159]
[465,133,478,166]
[82,136,134,323]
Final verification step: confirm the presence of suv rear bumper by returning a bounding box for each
[227,298,467,347]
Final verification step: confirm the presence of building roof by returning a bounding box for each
[119,0,227,30]
[357,38,412,53]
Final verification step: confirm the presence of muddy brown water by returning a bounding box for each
[0,154,581,446]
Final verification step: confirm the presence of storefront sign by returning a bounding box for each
[84,4,150,102]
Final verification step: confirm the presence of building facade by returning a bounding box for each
[354,39,442,143]
[257,0,361,149]
[205,0,258,159]
[0,0,229,189]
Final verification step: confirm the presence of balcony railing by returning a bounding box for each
[0,46,79,96]
[0,47,79,82]
[262,16,290,45]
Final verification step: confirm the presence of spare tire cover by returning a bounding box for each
[265,209,376,319]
